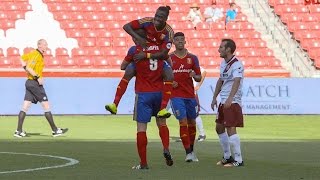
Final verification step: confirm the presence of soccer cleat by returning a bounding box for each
[105,103,117,115]
[197,135,206,142]
[163,150,174,166]
[224,161,244,167]
[186,152,199,162]
[14,130,27,138]
[191,152,199,162]
[132,164,149,170]
[185,153,193,162]
[157,109,171,118]
[52,128,68,137]
[216,156,235,165]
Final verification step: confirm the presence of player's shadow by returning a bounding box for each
[26,133,52,137]
[170,136,181,141]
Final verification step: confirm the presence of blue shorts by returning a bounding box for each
[134,92,162,123]
[170,97,198,121]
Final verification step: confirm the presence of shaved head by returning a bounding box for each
[37,39,48,53]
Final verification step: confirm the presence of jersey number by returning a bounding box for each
[149,59,158,71]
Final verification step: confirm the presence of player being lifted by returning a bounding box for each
[169,32,202,162]
[105,6,174,118]
[126,29,173,169]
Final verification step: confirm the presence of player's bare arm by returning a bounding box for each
[123,23,147,48]
[224,77,241,109]
[120,60,130,70]
[195,70,206,91]
[133,48,169,62]
[190,71,202,82]
[211,78,223,110]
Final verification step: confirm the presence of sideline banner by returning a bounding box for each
[0,78,319,115]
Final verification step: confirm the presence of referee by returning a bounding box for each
[14,39,68,138]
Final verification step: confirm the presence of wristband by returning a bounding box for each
[146,53,151,59]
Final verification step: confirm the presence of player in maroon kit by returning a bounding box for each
[105,6,174,118]
[169,32,202,162]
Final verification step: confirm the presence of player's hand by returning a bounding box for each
[133,52,146,62]
[189,71,196,77]
[136,37,147,49]
[211,98,217,111]
[172,81,178,88]
[224,97,232,109]
[194,85,200,91]
[37,77,44,86]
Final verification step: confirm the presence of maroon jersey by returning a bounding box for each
[170,52,201,98]
[130,17,174,51]
[124,42,166,93]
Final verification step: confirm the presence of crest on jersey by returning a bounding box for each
[166,43,172,49]
[175,110,180,116]
[187,58,192,64]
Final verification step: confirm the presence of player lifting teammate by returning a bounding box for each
[105,6,174,118]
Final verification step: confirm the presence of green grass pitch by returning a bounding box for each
[1,115,320,180]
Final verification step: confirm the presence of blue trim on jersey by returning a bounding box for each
[170,97,198,121]
[127,46,137,56]
[190,54,200,68]
[134,92,162,123]
[127,62,136,69]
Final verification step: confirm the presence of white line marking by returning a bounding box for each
[0,152,79,174]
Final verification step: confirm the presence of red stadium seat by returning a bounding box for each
[45,57,60,68]
[72,48,88,57]
[23,47,34,54]
[94,57,109,68]
[96,38,112,47]
[77,57,94,68]
[78,38,96,47]
[56,48,69,57]
[7,47,20,57]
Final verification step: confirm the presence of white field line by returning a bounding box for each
[0,152,79,174]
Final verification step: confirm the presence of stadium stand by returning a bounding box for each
[0,0,292,77]
[269,0,320,69]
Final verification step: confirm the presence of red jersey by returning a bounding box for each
[170,52,201,98]
[130,17,174,51]
[124,42,165,93]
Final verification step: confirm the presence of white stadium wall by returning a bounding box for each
[0,78,319,115]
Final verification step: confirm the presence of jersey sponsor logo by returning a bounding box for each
[166,43,172,49]
[172,64,192,73]
[147,45,160,51]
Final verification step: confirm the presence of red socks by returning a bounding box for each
[160,81,173,110]
[113,78,129,106]
[188,124,197,147]
[180,125,190,150]
[159,125,170,151]
[137,132,148,166]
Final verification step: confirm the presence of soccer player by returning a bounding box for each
[125,30,173,170]
[194,67,207,142]
[105,6,174,118]
[170,32,202,162]
[14,39,68,138]
[211,39,244,167]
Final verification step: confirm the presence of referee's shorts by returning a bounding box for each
[24,79,48,104]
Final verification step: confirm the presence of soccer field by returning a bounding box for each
[0,115,320,180]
